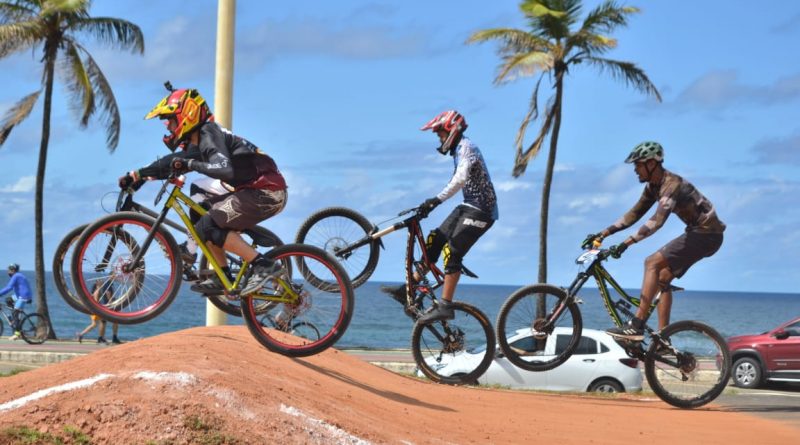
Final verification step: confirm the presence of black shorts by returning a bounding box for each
[660,231,723,278]
[437,205,494,266]
[207,188,287,231]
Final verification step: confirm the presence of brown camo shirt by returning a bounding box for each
[606,169,726,242]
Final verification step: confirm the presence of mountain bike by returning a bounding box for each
[1,299,50,345]
[495,240,731,409]
[69,174,354,357]
[53,188,284,318]
[296,206,495,385]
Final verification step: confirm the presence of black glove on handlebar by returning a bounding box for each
[118,171,140,189]
[609,242,628,259]
[418,197,441,218]
[581,233,603,249]
[170,157,192,174]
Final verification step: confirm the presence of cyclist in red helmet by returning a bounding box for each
[118,85,287,295]
[382,110,499,322]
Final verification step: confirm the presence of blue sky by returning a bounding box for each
[1,1,799,293]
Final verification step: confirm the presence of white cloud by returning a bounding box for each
[496,180,534,192]
[0,176,35,193]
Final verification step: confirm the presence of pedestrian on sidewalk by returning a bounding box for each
[77,281,121,345]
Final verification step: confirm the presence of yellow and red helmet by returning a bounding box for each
[145,88,212,150]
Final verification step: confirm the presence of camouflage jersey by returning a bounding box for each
[436,137,499,220]
[605,169,725,242]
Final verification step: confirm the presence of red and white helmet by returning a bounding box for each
[421,110,467,155]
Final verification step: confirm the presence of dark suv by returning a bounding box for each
[727,317,800,388]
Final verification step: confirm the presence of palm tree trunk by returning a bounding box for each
[34,42,57,339]
[537,70,565,286]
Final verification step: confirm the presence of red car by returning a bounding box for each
[727,317,800,388]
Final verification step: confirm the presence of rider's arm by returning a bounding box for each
[436,150,471,202]
[183,128,236,182]
[629,195,674,243]
[603,186,656,237]
[0,275,17,297]
[136,152,185,180]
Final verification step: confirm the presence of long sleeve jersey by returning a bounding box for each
[0,272,32,300]
[605,169,726,242]
[436,137,499,220]
[138,122,286,190]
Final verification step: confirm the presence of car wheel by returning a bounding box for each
[733,357,762,389]
[588,378,623,393]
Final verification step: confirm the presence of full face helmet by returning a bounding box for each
[625,141,664,164]
[145,87,213,151]
[420,110,468,155]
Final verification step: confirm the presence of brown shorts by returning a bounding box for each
[207,188,287,231]
[659,231,723,278]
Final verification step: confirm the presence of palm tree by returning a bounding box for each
[468,0,661,284]
[0,0,143,337]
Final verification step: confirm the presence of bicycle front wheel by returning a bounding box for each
[241,244,354,357]
[411,302,495,385]
[495,284,583,372]
[53,224,92,315]
[19,313,50,345]
[295,207,379,289]
[71,212,182,324]
[644,320,731,409]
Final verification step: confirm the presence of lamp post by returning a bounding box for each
[207,0,236,326]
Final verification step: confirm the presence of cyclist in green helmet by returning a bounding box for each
[584,141,726,340]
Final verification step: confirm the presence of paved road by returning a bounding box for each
[1,339,799,430]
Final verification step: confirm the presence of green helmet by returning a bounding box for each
[625,141,664,164]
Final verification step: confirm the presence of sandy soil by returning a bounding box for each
[0,326,796,444]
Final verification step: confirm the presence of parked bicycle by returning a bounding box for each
[53,188,285,319]
[1,298,50,345]
[494,239,731,409]
[69,173,354,357]
[296,206,495,385]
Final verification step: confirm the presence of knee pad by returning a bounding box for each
[443,243,464,275]
[425,229,447,263]
[195,214,229,247]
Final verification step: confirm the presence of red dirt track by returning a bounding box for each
[0,326,796,444]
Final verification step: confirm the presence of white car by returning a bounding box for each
[422,327,643,392]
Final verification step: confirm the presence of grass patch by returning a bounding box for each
[182,415,241,445]
[0,368,29,378]
[0,425,92,445]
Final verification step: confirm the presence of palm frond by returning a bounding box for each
[0,1,37,23]
[77,42,120,149]
[520,0,581,40]
[514,91,557,177]
[514,74,544,151]
[0,90,41,146]
[0,21,44,57]
[585,56,662,101]
[40,0,89,17]
[467,28,552,55]
[71,16,144,53]
[581,1,639,34]
[59,38,94,126]
[495,51,553,84]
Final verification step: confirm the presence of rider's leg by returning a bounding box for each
[441,271,461,303]
[634,251,670,322]
[656,268,675,330]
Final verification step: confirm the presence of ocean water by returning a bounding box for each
[9,271,800,349]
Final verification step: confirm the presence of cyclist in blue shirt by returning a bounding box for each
[1,263,33,340]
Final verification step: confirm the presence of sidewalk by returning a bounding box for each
[0,338,416,374]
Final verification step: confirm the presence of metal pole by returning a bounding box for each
[207,0,236,326]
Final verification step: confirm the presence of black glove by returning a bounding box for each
[118,171,139,189]
[581,233,603,249]
[609,242,628,259]
[5,296,13,308]
[418,197,441,218]
[170,157,192,174]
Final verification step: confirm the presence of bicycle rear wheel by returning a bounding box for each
[295,207,379,289]
[495,284,583,372]
[19,313,49,345]
[71,212,181,324]
[241,244,354,357]
[53,224,92,315]
[411,302,495,385]
[644,320,731,409]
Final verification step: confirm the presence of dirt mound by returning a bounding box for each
[0,326,796,444]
